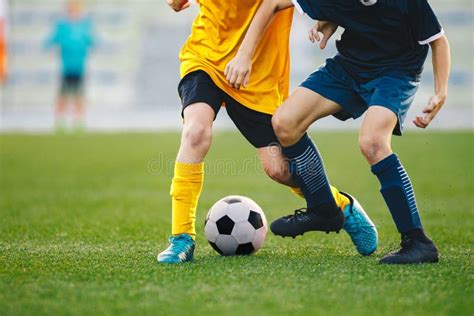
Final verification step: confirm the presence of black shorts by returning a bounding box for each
[60,74,84,96]
[178,70,279,148]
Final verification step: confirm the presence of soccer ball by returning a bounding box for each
[204,195,267,256]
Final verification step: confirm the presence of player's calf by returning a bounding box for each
[263,164,291,186]
[258,145,294,187]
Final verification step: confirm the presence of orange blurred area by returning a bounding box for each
[0,19,5,83]
[0,44,5,83]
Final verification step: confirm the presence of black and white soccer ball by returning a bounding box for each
[204,195,267,256]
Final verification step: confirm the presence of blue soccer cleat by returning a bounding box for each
[340,192,378,256]
[157,234,195,264]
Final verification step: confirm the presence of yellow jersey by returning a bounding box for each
[179,1,293,115]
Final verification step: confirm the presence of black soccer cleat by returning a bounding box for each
[379,235,439,264]
[270,208,345,238]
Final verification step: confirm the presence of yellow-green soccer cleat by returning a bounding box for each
[157,234,195,264]
[341,192,378,256]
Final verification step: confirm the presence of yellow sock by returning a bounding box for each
[170,162,204,239]
[290,187,305,199]
[290,185,350,211]
[330,185,350,211]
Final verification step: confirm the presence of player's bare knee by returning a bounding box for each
[183,123,212,151]
[272,115,299,145]
[359,136,390,164]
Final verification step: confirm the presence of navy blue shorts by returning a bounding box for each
[60,74,84,97]
[301,57,420,135]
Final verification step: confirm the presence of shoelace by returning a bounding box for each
[283,206,376,231]
[283,208,308,220]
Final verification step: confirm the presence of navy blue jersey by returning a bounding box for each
[293,0,444,79]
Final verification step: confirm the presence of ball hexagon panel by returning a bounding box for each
[215,215,235,235]
[232,221,256,244]
[208,200,230,222]
[215,235,238,256]
[226,203,251,223]
[242,197,268,227]
[204,220,219,243]
[235,242,255,255]
[252,226,266,250]
[248,210,264,230]
[208,241,223,255]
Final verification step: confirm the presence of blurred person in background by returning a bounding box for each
[45,0,95,134]
[0,0,7,84]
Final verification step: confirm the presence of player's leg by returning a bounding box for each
[360,106,438,263]
[72,76,86,133]
[257,145,293,186]
[221,98,294,187]
[255,98,351,210]
[55,76,69,133]
[257,146,378,255]
[223,93,361,244]
[158,70,222,264]
[171,103,214,237]
[269,87,347,236]
[72,96,85,133]
[223,94,350,210]
[255,134,360,234]
[55,96,67,133]
[175,103,214,163]
[269,60,378,255]
[158,103,214,264]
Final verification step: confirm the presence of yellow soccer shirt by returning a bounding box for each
[179,1,293,115]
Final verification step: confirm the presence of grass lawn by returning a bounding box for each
[1,131,473,315]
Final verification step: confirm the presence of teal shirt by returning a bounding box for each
[45,16,95,76]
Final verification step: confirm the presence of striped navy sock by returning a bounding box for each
[371,153,423,233]
[282,134,338,214]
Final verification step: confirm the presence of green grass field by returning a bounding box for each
[1,131,473,315]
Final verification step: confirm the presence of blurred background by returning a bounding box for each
[0,0,473,132]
